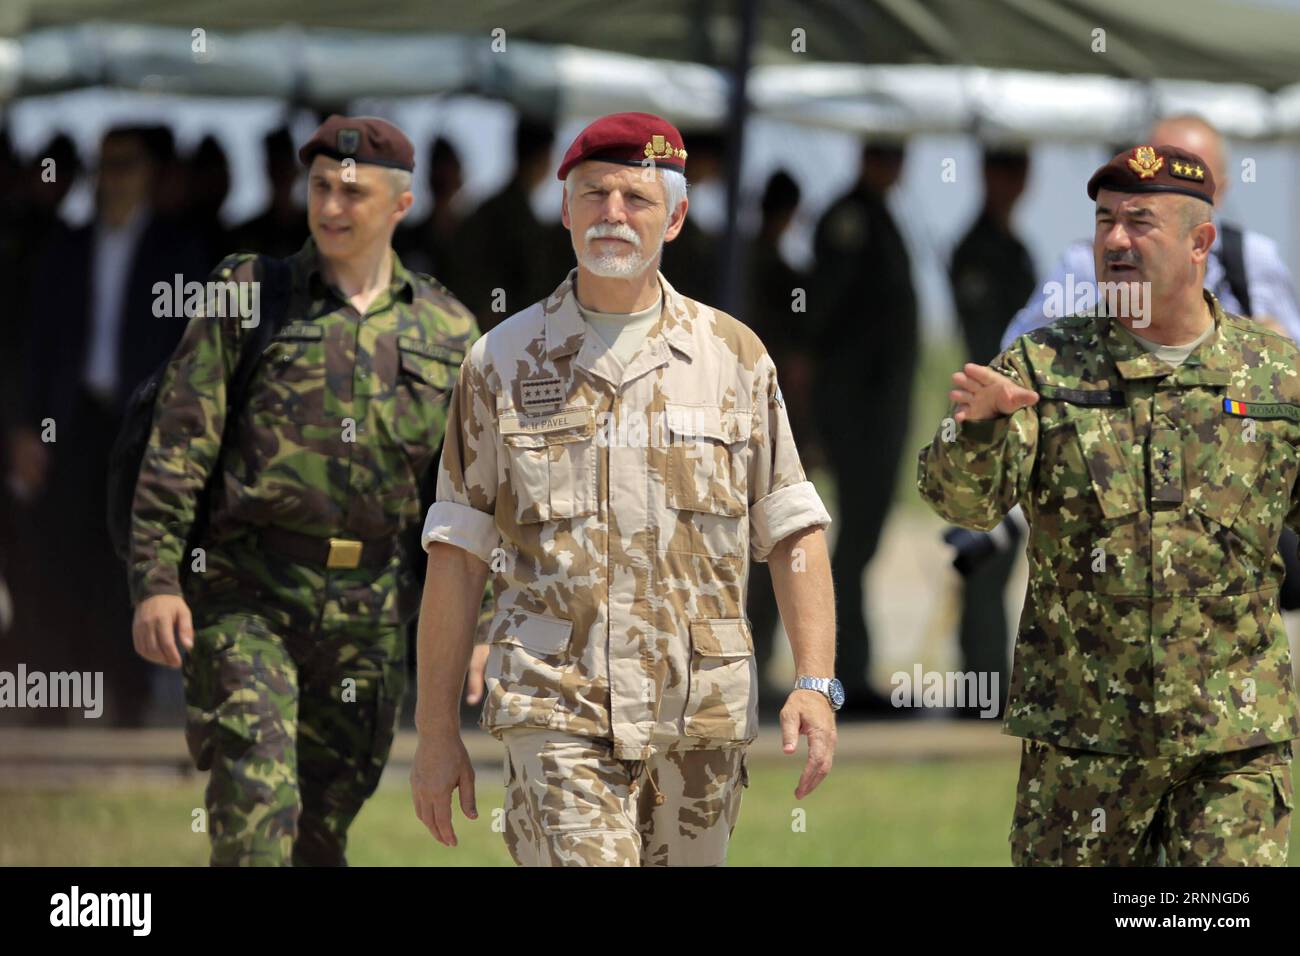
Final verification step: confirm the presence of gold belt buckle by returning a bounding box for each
[326,538,363,569]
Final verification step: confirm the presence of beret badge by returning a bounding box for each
[644,134,687,162]
[337,128,361,155]
[1126,145,1164,180]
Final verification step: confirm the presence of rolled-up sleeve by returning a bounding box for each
[423,342,500,565]
[747,353,831,562]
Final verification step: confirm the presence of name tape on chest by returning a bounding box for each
[499,407,590,435]
[274,322,324,341]
[1223,398,1300,422]
[1036,385,1126,406]
[397,336,464,365]
[521,377,565,411]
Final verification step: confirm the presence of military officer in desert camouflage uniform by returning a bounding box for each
[918,144,1300,866]
[130,116,481,865]
[409,112,840,866]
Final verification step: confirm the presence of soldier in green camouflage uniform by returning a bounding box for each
[130,116,482,865]
[918,144,1300,866]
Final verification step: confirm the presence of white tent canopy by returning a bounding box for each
[5,26,1300,141]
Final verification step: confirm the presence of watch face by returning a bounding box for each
[829,679,845,709]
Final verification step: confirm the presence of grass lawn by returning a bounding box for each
[0,754,1019,866]
[6,747,1300,866]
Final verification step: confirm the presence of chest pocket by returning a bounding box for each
[1188,395,1300,557]
[390,337,457,463]
[663,403,750,517]
[499,405,597,524]
[1033,384,1141,528]
[251,322,327,425]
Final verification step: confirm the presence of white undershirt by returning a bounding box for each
[1121,320,1216,368]
[84,208,149,398]
[576,293,662,367]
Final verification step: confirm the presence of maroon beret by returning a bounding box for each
[298,115,415,172]
[557,112,687,181]
[1087,144,1215,205]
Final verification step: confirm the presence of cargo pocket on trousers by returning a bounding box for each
[182,616,248,773]
[483,610,574,730]
[683,619,758,742]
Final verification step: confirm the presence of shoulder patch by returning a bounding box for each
[1223,398,1300,422]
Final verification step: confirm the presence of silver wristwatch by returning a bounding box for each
[794,676,844,711]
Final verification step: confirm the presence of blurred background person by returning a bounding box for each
[809,138,917,717]
[455,115,569,329]
[660,129,724,303]
[229,126,304,259]
[7,125,206,725]
[0,132,83,685]
[943,146,1035,719]
[1002,114,1300,346]
[744,168,817,710]
[395,134,467,287]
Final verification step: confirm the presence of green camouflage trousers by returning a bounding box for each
[1010,737,1294,866]
[182,541,407,866]
[500,729,749,867]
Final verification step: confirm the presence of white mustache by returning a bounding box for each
[585,223,641,249]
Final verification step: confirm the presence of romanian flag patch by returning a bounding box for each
[1223,398,1300,422]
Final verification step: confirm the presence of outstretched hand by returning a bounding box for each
[948,363,1039,423]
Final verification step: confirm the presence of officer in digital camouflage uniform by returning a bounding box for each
[408,112,840,866]
[130,116,482,865]
[918,144,1300,866]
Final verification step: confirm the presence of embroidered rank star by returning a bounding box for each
[1170,160,1205,182]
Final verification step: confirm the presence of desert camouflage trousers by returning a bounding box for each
[500,729,750,866]
[1010,737,1294,866]
[182,542,407,866]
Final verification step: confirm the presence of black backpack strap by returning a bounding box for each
[198,255,294,522]
[1219,222,1252,318]
[225,255,294,425]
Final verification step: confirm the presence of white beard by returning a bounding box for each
[579,222,667,278]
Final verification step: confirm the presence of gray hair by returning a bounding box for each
[565,166,688,217]
[387,167,413,197]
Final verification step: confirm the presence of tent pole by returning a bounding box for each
[718,0,758,314]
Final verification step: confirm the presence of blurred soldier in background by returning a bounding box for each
[811,139,917,716]
[745,168,817,709]
[0,133,82,687]
[456,116,570,331]
[395,135,467,287]
[129,115,481,864]
[229,127,305,260]
[7,125,206,724]
[943,147,1036,719]
[659,130,724,303]
[186,135,234,265]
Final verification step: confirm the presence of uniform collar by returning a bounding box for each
[296,235,416,305]
[1101,289,1234,386]
[544,267,697,363]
